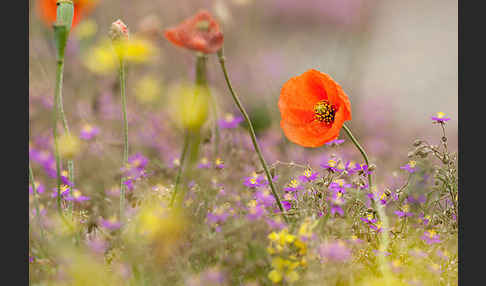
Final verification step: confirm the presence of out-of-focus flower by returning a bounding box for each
[281,200,292,211]
[268,257,300,284]
[218,113,243,129]
[64,189,91,202]
[37,0,99,29]
[134,75,162,104]
[325,138,345,146]
[418,213,431,226]
[58,134,81,159]
[400,160,417,173]
[99,216,122,231]
[167,83,210,130]
[79,123,100,140]
[74,18,97,39]
[246,200,265,221]
[283,178,303,192]
[318,240,351,263]
[278,69,352,147]
[214,157,225,169]
[431,112,451,123]
[243,172,267,188]
[84,37,157,74]
[186,267,226,286]
[421,229,441,244]
[394,204,414,218]
[29,181,45,195]
[207,204,232,232]
[197,157,211,169]
[164,10,224,54]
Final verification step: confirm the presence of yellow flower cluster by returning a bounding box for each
[266,219,317,284]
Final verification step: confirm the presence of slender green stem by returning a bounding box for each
[169,131,190,207]
[53,59,64,218]
[209,90,220,160]
[175,54,206,207]
[29,163,45,241]
[342,124,372,189]
[342,123,390,277]
[119,60,129,221]
[217,49,288,223]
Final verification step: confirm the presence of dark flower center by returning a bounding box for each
[314,100,336,124]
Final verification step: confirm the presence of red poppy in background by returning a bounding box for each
[37,0,98,28]
[164,10,224,54]
[278,69,352,147]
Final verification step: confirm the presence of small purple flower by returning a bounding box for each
[86,237,108,254]
[406,194,426,205]
[400,160,417,173]
[218,113,243,129]
[127,153,149,171]
[329,179,351,194]
[99,216,122,231]
[281,200,292,211]
[243,173,267,188]
[29,181,45,195]
[255,189,276,207]
[418,213,431,226]
[29,255,34,263]
[197,157,211,169]
[320,158,344,173]
[421,230,441,244]
[214,158,224,169]
[298,169,319,183]
[431,112,451,123]
[344,161,359,175]
[319,241,351,263]
[207,206,231,231]
[283,178,304,192]
[79,124,100,140]
[325,138,345,146]
[246,202,265,221]
[394,204,414,218]
[64,189,91,202]
[51,185,71,198]
[373,249,392,257]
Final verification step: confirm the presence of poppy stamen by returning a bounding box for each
[314,100,336,124]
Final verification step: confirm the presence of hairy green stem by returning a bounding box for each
[53,59,64,218]
[342,123,390,277]
[217,49,288,223]
[119,60,129,221]
[169,131,190,207]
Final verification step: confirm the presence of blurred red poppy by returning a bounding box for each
[164,10,224,54]
[37,0,98,28]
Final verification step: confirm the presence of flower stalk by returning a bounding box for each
[342,123,390,277]
[52,1,74,218]
[217,48,288,223]
[119,59,128,221]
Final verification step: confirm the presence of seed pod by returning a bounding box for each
[413,139,423,147]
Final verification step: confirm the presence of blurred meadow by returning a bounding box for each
[29,0,458,285]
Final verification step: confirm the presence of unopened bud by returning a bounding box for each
[109,19,130,42]
[413,139,423,147]
[368,164,376,172]
[55,0,74,30]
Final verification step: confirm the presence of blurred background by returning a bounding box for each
[29,0,458,173]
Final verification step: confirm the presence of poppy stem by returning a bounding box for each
[29,162,45,241]
[119,59,129,222]
[217,48,288,223]
[342,124,372,189]
[53,58,64,218]
[342,123,390,277]
[169,131,190,207]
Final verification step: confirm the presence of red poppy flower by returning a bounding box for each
[164,10,224,54]
[37,0,98,28]
[278,69,352,147]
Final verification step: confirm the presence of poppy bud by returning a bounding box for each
[109,19,130,42]
[55,0,74,29]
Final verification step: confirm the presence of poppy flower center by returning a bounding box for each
[313,100,336,124]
